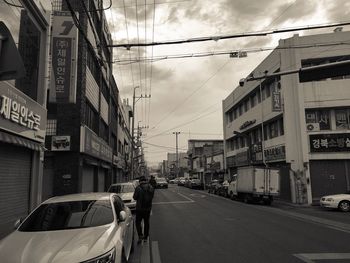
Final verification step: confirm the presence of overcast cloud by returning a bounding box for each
[105,0,350,166]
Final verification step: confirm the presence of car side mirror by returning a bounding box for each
[14,218,22,229]
[119,211,127,222]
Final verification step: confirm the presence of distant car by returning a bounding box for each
[108,182,136,210]
[189,178,203,189]
[156,177,168,188]
[320,192,350,212]
[0,193,134,263]
[169,179,175,184]
[178,178,186,186]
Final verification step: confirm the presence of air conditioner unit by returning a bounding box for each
[306,123,320,131]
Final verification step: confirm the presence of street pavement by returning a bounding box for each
[130,184,350,263]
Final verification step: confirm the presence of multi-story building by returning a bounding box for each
[0,0,51,238]
[187,140,224,183]
[223,30,350,204]
[167,152,188,178]
[44,0,131,198]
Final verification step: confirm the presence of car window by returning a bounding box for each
[109,184,135,193]
[18,200,114,232]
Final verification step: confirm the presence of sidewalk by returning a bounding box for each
[273,198,315,209]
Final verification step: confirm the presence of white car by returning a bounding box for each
[0,193,134,263]
[320,193,350,212]
[108,182,136,211]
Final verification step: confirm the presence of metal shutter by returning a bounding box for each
[0,143,31,237]
[82,165,94,192]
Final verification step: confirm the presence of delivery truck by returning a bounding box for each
[228,166,280,205]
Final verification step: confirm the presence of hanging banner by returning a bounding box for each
[50,11,78,103]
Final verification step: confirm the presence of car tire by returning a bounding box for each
[338,200,350,212]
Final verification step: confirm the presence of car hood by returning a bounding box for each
[118,192,134,201]
[0,224,119,263]
[322,194,350,199]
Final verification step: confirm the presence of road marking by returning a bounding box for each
[254,205,350,234]
[140,240,151,263]
[153,192,195,205]
[151,241,162,263]
[294,253,350,262]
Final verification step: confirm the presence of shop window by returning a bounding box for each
[305,109,331,130]
[335,109,350,129]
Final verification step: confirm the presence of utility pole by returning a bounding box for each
[130,87,151,180]
[173,131,180,178]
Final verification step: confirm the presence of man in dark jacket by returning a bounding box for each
[133,176,155,243]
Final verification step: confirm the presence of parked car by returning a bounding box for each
[156,177,168,188]
[320,192,350,212]
[0,193,134,263]
[108,182,136,211]
[178,177,186,186]
[189,178,203,189]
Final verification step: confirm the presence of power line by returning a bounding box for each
[114,41,350,64]
[143,141,187,151]
[108,21,350,48]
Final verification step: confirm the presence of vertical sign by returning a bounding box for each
[50,11,78,103]
[272,91,282,112]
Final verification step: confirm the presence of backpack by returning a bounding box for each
[140,184,154,209]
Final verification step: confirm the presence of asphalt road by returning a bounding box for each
[138,184,350,263]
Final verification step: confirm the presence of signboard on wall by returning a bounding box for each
[80,126,113,163]
[264,145,286,162]
[51,135,70,151]
[310,133,350,152]
[0,82,46,143]
[272,91,282,112]
[50,11,78,103]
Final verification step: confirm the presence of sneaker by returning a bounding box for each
[143,236,148,241]
[137,235,144,244]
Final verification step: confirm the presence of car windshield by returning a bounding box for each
[157,178,167,183]
[109,184,134,193]
[18,200,114,232]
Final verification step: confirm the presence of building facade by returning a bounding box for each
[0,0,51,238]
[223,30,350,204]
[44,0,131,198]
[187,140,224,183]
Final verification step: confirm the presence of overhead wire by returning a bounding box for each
[108,20,350,48]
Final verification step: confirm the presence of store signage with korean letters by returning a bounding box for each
[50,11,78,103]
[0,83,46,143]
[264,145,286,161]
[51,135,71,151]
[310,134,350,152]
[272,91,282,112]
[80,126,113,163]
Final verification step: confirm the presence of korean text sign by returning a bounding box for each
[310,134,350,152]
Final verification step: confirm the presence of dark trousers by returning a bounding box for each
[135,210,151,238]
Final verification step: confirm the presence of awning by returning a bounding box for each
[0,130,43,151]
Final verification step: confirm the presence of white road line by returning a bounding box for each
[153,200,194,205]
[151,241,162,263]
[177,192,195,202]
[294,253,350,262]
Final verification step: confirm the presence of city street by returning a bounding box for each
[131,184,350,263]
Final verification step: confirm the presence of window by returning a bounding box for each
[250,94,256,108]
[269,121,278,139]
[257,90,261,103]
[85,102,99,134]
[19,200,114,231]
[100,120,109,143]
[238,104,243,116]
[265,83,271,98]
[244,99,249,112]
[279,117,284,135]
[335,109,350,129]
[46,119,57,136]
[305,109,331,130]
[233,108,237,119]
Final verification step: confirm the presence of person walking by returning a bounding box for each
[133,176,155,243]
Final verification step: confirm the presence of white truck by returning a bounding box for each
[227,166,280,205]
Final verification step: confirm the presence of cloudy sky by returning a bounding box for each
[105,0,350,166]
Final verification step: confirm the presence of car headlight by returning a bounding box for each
[326,198,334,202]
[81,248,115,263]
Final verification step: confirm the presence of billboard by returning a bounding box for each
[50,11,78,103]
